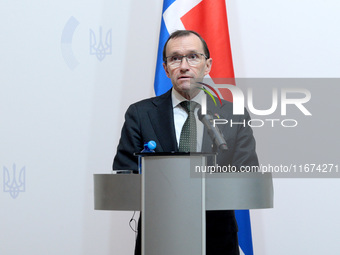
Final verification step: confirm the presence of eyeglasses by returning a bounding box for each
[165,53,207,67]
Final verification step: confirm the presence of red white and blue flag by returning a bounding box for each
[154,1,254,254]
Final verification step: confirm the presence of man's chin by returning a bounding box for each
[179,80,201,91]
[174,84,200,99]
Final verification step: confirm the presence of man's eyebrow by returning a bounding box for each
[168,50,199,56]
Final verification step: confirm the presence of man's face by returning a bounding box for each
[163,34,212,99]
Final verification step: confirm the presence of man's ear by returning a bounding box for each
[204,58,212,76]
[163,62,170,78]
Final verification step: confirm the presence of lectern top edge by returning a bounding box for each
[134,152,216,157]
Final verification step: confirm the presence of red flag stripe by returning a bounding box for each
[181,0,235,101]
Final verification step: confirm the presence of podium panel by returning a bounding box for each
[94,174,140,211]
[93,173,273,211]
[142,155,206,255]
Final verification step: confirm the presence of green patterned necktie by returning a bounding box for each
[179,101,198,152]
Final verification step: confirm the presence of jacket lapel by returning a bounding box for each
[148,89,178,152]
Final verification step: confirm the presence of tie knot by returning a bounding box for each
[180,101,198,113]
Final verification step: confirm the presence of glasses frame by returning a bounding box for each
[165,53,208,67]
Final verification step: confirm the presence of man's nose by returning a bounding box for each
[179,57,190,70]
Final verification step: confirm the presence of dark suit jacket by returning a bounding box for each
[113,88,259,254]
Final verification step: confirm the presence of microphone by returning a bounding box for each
[198,109,228,151]
[141,140,156,153]
[138,140,157,173]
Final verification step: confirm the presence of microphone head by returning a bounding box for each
[147,140,156,150]
[197,107,213,121]
[219,144,228,151]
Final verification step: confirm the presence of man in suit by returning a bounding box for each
[113,30,258,255]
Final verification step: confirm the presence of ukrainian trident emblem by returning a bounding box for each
[89,27,112,61]
[3,164,26,199]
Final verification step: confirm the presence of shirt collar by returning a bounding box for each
[171,88,205,108]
